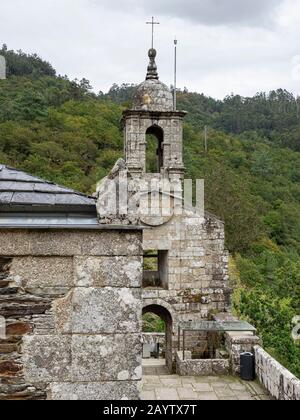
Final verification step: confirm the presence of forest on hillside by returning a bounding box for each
[0,45,299,377]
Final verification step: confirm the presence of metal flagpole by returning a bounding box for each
[174,38,178,111]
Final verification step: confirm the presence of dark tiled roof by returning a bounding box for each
[0,164,96,213]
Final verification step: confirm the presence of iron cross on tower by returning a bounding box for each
[146,17,160,49]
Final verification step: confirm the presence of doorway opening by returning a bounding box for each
[142,304,173,374]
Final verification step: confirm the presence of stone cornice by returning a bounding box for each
[122,109,187,120]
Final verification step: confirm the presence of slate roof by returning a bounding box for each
[0,164,96,213]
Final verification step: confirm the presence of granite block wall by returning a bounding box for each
[0,229,143,401]
[142,212,230,367]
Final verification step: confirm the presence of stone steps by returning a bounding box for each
[143,365,170,376]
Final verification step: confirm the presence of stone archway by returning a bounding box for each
[143,303,173,373]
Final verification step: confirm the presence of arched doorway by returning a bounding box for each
[145,125,164,173]
[142,304,173,373]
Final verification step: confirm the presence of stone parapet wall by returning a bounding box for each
[254,346,300,401]
[176,351,230,376]
[0,229,143,401]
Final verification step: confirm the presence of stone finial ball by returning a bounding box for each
[148,48,157,59]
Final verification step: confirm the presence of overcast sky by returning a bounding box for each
[1,0,300,99]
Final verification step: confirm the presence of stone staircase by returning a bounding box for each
[142,359,169,376]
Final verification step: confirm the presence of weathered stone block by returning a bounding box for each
[71,334,142,382]
[0,231,142,257]
[212,360,230,375]
[142,289,159,299]
[178,358,212,376]
[49,381,141,400]
[22,335,71,383]
[0,231,31,255]
[30,231,81,256]
[54,288,142,334]
[10,257,74,289]
[80,232,142,256]
[74,256,142,288]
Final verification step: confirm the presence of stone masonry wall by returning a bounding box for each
[143,212,230,366]
[254,346,300,400]
[0,229,143,400]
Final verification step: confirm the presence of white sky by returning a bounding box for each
[1,0,300,99]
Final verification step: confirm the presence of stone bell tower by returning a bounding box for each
[96,44,230,373]
[123,48,186,181]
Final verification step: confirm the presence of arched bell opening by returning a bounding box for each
[145,125,164,173]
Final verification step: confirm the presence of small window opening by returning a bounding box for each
[143,250,168,289]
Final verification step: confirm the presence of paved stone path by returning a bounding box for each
[142,368,271,400]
